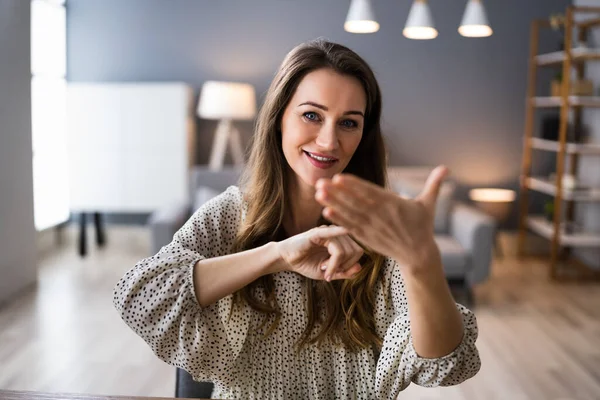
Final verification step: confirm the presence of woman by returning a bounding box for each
[113,38,480,399]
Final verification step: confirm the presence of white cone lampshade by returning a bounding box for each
[403,0,438,40]
[345,0,380,34]
[197,81,256,121]
[459,0,492,37]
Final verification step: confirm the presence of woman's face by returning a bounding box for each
[281,68,366,190]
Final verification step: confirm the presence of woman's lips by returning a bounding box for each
[303,150,338,169]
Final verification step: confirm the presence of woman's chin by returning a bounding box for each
[290,163,344,189]
[305,170,338,187]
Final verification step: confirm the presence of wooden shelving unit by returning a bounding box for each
[526,216,600,247]
[530,137,600,154]
[531,95,600,107]
[535,47,600,66]
[525,177,600,201]
[518,6,600,280]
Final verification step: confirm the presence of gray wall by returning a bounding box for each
[0,0,37,304]
[66,0,570,228]
[573,0,600,269]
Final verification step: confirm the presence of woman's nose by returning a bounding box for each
[315,123,340,150]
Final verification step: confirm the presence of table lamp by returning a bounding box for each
[197,81,257,171]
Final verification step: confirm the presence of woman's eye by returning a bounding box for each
[303,112,319,121]
[341,119,358,129]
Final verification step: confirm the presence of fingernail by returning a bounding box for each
[321,264,327,270]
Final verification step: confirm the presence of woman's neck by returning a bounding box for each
[283,176,323,237]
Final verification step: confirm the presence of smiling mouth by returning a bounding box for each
[303,150,339,162]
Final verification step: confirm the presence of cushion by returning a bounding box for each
[193,186,222,212]
[390,177,456,234]
[434,235,469,277]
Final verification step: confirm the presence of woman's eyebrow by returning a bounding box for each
[298,101,364,118]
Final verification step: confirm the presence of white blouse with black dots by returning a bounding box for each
[113,186,481,399]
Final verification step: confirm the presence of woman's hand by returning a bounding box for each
[314,165,449,276]
[277,225,364,281]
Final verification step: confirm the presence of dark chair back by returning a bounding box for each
[175,368,213,398]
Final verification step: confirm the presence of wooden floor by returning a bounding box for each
[0,226,599,400]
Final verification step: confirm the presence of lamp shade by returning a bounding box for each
[197,81,257,120]
[469,188,515,222]
[459,0,492,37]
[469,188,515,203]
[344,0,380,34]
[403,0,437,40]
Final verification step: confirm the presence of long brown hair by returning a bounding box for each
[232,38,388,351]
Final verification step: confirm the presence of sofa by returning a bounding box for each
[147,165,496,398]
[387,166,497,291]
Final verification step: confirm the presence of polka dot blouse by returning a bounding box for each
[113,186,481,399]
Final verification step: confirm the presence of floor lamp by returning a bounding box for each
[469,188,516,258]
[197,81,257,171]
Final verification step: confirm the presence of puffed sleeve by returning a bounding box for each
[375,260,481,397]
[112,186,251,386]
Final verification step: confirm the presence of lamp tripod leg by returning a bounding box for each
[208,119,232,171]
[229,126,245,166]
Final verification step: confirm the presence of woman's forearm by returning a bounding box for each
[402,263,464,359]
[193,242,286,307]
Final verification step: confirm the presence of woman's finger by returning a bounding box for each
[338,235,363,271]
[330,263,362,280]
[324,240,344,282]
[322,206,361,235]
[324,237,360,281]
[416,165,449,211]
[349,236,364,255]
[316,187,370,229]
[317,174,383,204]
[315,184,366,217]
[339,233,356,251]
[337,236,355,266]
[310,225,349,245]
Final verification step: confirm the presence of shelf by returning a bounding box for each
[535,47,600,66]
[577,16,600,29]
[525,177,600,201]
[530,137,600,154]
[532,96,600,107]
[526,215,600,247]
